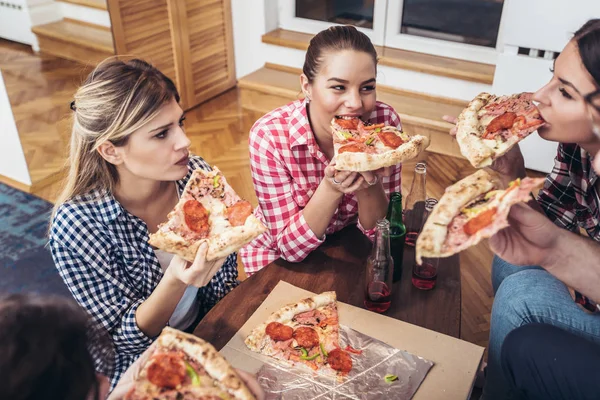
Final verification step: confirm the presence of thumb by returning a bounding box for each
[442,115,458,125]
[191,242,209,267]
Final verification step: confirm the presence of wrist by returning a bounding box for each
[541,227,567,272]
[163,266,188,289]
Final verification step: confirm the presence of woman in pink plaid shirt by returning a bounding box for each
[240,26,403,276]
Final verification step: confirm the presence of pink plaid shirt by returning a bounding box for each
[240,100,403,276]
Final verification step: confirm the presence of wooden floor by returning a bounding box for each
[1,38,509,357]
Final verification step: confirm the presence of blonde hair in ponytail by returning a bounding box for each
[52,58,180,219]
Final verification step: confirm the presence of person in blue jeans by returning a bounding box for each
[482,20,600,399]
[448,19,600,399]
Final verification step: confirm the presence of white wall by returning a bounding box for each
[231,0,273,79]
[494,0,600,172]
[0,72,32,186]
[0,0,37,47]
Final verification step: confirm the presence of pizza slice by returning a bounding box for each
[125,327,255,400]
[331,117,429,171]
[245,292,355,377]
[415,170,544,264]
[149,167,267,261]
[456,92,545,168]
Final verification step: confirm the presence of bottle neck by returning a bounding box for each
[386,194,405,232]
[372,226,391,259]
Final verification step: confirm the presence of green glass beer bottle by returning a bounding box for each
[386,192,406,283]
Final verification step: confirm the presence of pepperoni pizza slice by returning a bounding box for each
[456,92,545,168]
[415,169,545,264]
[331,117,429,172]
[245,292,357,378]
[149,166,267,261]
[124,327,256,400]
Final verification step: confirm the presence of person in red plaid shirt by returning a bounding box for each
[447,20,600,400]
[240,26,403,275]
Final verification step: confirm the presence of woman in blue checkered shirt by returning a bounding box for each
[48,58,239,389]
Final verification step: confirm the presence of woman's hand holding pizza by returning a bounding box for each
[323,162,385,194]
[167,243,228,288]
[442,115,526,185]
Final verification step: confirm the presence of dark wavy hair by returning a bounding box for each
[0,293,114,400]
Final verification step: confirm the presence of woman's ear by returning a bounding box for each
[97,142,123,166]
[300,74,312,102]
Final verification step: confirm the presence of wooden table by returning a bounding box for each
[194,226,461,349]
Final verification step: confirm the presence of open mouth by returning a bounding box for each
[335,115,361,121]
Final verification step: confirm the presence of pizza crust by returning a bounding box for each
[147,327,256,400]
[334,134,430,171]
[245,291,336,354]
[456,92,496,168]
[416,170,495,263]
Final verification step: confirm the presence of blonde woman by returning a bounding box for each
[48,59,238,388]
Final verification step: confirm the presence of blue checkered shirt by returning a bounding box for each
[48,156,239,388]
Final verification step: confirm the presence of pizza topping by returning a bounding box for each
[384,374,399,383]
[362,123,385,131]
[334,117,360,130]
[320,342,328,357]
[185,362,201,386]
[377,131,404,149]
[226,200,252,226]
[318,316,339,328]
[344,345,363,355]
[266,322,294,341]
[484,112,517,138]
[146,352,187,389]
[338,143,366,153]
[327,348,353,373]
[293,327,320,349]
[292,309,328,326]
[463,208,497,235]
[183,200,210,236]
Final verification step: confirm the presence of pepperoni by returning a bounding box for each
[227,200,252,227]
[327,348,352,373]
[335,118,359,130]
[484,112,517,137]
[146,352,187,389]
[293,327,320,349]
[463,208,497,235]
[338,143,366,153]
[377,131,404,149]
[265,322,293,341]
[183,200,209,236]
[362,123,385,130]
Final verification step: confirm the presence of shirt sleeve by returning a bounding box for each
[196,252,239,316]
[358,106,404,239]
[536,144,580,233]
[49,209,153,357]
[249,124,325,263]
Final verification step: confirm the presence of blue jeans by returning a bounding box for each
[482,256,600,400]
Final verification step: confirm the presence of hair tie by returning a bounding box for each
[70,101,76,111]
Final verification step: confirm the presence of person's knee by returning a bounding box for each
[493,271,540,325]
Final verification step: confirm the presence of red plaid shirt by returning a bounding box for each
[536,143,600,312]
[240,100,403,276]
[537,143,600,240]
